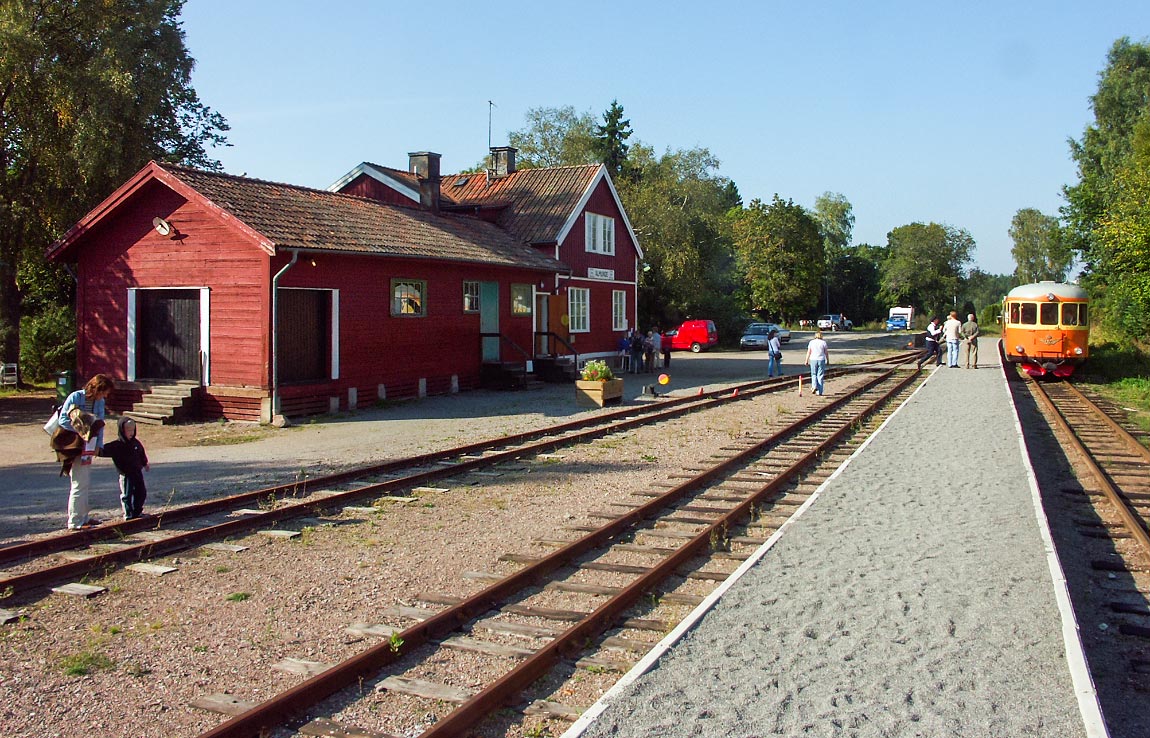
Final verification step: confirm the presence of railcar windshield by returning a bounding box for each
[1062,303,1088,326]
[1040,302,1059,325]
[1010,302,1038,325]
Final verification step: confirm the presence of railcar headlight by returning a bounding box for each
[1047,293,1057,301]
[1015,345,1025,354]
[1074,347,1084,355]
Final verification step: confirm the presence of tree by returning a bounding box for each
[592,100,632,181]
[1009,208,1072,283]
[620,143,742,332]
[507,106,597,169]
[1094,119,1150,338]
[0,0,228,378]
[1063,37,1150,268]
[812,192,855,315]
[880,223,974,317]
[731,196,824,322]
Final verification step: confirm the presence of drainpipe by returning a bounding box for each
[270,249,300,422]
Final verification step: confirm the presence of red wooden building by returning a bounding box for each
[47,148,641,422]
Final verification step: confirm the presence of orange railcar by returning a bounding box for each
[1002,281,1089,378]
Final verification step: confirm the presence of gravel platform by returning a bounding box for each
[567,350,1105,738]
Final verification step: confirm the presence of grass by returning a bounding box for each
[192,432,267,446]
[225,592,251,602]
[1079,341,1150,437]
[58,650,115,676]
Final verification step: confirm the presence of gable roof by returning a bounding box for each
[48,162,567,274]
[332,161,642,256]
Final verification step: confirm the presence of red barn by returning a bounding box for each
[47,148,641,423]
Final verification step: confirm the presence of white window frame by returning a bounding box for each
[568,287,589,333]
[510,283,533,316]
[463,280,480,313]
[391,279,426,317]
[612,290,627,331]
[585,212,615,255]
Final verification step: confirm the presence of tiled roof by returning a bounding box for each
[361,162,602,246]
[161,165,566,273]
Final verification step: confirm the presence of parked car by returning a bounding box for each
[739,323,791,350]
[664,319,719,353]
[816,314,850,331]
[885,315,909,331]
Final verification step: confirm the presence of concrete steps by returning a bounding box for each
[124,382,198,425]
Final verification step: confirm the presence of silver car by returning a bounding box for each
[739,323,791,350]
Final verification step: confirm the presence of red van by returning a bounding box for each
[664,319,719,352]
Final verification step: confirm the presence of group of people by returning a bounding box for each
[917,311,980,370]
[620,328,669,374]
[48,373,151,530]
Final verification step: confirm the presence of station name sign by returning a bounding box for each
[587,267,615,280]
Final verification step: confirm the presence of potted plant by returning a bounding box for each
[575,359,625,407]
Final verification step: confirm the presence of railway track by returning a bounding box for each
[1,358,913,603]
[183,364,922,738]
[1005,350,1150,735]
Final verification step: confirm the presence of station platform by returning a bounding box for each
[566,348,1108,738]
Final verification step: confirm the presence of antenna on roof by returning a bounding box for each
[488,100,496,150]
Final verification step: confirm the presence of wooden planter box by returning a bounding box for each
[575,378,625,408]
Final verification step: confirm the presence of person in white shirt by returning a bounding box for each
[942,310,963,368]
[916,317,942,369]
[766,329,783,377]
[805,331,830,395]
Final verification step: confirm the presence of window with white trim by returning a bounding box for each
[391,279,425,316]
[510,284,533,315]
[612,290,627,331]
[568,287,589,333]
[463,281,479,313]
[585,213,615,255]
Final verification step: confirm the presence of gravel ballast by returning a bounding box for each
[567,354,1102,738]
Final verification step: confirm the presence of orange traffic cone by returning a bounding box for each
[732,388,739,397]
[697,387,704,397]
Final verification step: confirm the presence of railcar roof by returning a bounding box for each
[1005,282,1088,300]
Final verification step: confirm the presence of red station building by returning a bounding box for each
[47,147,642,423]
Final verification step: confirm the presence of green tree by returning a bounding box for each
[1064,37,1150,267]
[830,243,885,325]
[507,105,597,169]
[731,196,824,322]
[0,0,228,378]
[621,143,742,332]
[881,223,974,317]
[962,268,1014,324]
[592,99,632,181]
[1094,120,1150,337]
[812,192,855,315]
[1009,208,1072,284]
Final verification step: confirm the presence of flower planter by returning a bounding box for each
[575,378,624,408]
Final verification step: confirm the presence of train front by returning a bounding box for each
[1002,282,1089,378]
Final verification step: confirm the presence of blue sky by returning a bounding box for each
[180,1,1149,276]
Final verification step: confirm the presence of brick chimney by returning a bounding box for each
[408,151,441,211]
[489,146,517,178]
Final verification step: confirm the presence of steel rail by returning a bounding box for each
[4,362,905,567]
[195,367,915,738]
[1059,381,1150,464]
[2,363,906,597]
[1024,375,1150,557]
[4,352,915,568]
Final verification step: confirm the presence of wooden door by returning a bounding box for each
[137,289,201,381]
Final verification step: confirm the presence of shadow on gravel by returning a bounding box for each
[1010,377,1148,738]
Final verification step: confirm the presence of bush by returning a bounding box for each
[20,305,75,382]
[580,359,615,382]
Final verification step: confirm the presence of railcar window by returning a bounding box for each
[1040,302,1059,325]
[1009,303,1020,323]
[1018,303,1037,325]
[1058,301,1085,324]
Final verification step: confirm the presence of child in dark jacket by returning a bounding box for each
[99,417,149,520]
